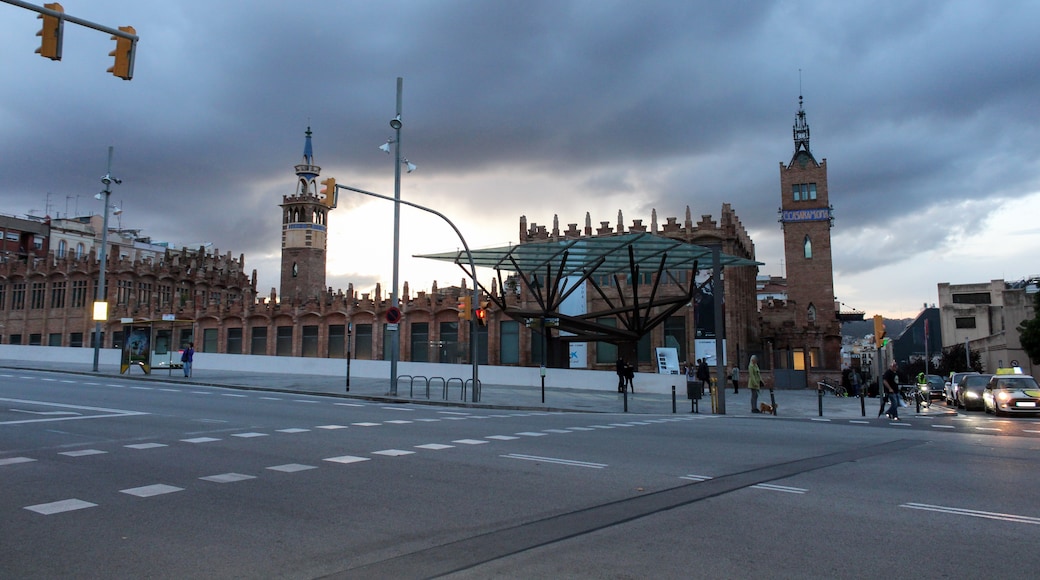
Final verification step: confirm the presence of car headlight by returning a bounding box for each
[997,391,1011,402]
[966,391,979,399]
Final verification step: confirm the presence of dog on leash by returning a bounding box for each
[759,402,775,415]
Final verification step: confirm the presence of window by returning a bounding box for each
[159,284,172,307]
[116,280,132,305]
[12,283,25,310]
[809,348,820,368]
[807,303,817,324]
[355,324,373,359]
[302,325,319,357]
[51,280,66,309]
[69,332,83,347]
[595,317,618,364]
[791,183,817,201]
[203,328,217,352]
[439,322,459,363]
[0,283,5,310]
[31,282,45,309]
[803,235,812,259]
[250,326,267,355]
[499,320,520,365]
[410,322,429,362]
[327,325,345,359]
[276,326,293,356]
[48,333,62,346]
[76,243,84,258]
[137,283,153,307]
[10,334,21,345]
[952,292,991,305]
[955,317,977,329]
[226,327,242,354]
[57,240,67,258]
[663,316,687,363]
[71,280,88,308]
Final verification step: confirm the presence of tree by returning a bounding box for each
[1017,291,1040,365]
[936,344,983,376]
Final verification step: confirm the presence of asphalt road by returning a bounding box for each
[2,369,1039,579]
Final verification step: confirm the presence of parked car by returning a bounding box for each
[956,374,994,411]
[924,374,945,399]
[945,371,980,405]
[983,373,1040,416]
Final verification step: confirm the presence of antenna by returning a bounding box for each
[798,68,803,108]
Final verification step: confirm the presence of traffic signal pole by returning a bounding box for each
[337,183,482,402]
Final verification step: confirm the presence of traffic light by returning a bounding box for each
[320,177,336,207]
[457,295,472,321]
[475,302,489,327]
[873,314,886,348]
[35,3,64,61]
[107,26,136,80]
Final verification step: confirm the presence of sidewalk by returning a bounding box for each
[1,361,956,419]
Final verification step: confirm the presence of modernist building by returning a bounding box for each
[759,96,843,381]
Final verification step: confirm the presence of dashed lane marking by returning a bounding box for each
[0,457,36,466]
[371,449,415,457]
[324,455,370,465]
[231,432,268,438]
[59,449,107,457]
[501,454,607,469]
[932,425,955,429]
[180,437,220,444]
[516,432,547,437]
[485,435,519,440]
[277,428,310,433]
[415,444,454,450]
[120,484,183,498]
[200,473,256,484]
[314,425,347,430]
[352,422,380,427]
[902,503,1040,525]
[753,483,808,494]
[267,463,317,473]
[24,499,97,515]
[452,439,488,445]
[125,443,168,450]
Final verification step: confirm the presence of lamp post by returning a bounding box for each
[91,146,120,372]
[388,77,404,396]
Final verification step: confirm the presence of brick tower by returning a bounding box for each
[280,127,334,301]
[774,96,842,370]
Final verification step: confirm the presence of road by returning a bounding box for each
[2,369,1039,579]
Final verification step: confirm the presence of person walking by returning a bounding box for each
[624,363,635,393]
[696,359,710,393]
[882,361,900,420]
[730,364,740,394]
[181,342,195,378]
[615,357,626,393]
[748,355,763,412]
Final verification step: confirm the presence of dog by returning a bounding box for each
[759,402,775,415]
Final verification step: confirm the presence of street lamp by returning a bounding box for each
[388,77,404,395]
[91,146,121,372]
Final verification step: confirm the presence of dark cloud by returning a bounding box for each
[2,0,1039,315]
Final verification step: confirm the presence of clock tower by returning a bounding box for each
[280,127,334,302]
[776,96,842,370]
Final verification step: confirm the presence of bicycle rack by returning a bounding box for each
[464,378,481,402]
[401,375,431,398]
[429,376,447,399]
[446,377,465,401]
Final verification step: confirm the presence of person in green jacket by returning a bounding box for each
[748,355,763,413]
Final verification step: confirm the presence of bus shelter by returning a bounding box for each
[120,318,195,375]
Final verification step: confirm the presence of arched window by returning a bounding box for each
[807,303,817,324]
[57,239,67,258]
[75,243,85,258]
[803,235,812,259]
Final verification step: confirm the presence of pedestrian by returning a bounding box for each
[882,361,900,420]
[851,368,862,397]
[696,358,710,393]
[730,364,740,394]
[624,363,635,393]
[748,355,763,412]
[616,357,626,393]
[181,342,195,378]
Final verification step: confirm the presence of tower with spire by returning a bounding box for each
[775,95,841,370]
[280,127,334,301]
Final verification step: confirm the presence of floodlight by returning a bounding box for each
[405,160,416,173]
[390,115,402,130]
[378,141,391,154]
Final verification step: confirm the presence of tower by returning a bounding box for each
[776,96,842,370]
[280,127,334,301]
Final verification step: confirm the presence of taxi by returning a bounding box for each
[983,368,1040,416]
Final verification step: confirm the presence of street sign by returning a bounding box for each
[386,307,402,324]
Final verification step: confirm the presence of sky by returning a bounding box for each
[2,0,1039,319]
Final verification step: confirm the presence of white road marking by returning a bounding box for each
[231,432,268,438]
[567,427,595,431]
[200,473,256,483]
[260,397,283,401]
[334,402,365,407]
[485,435,519,440]
[268,463,317,473]
[180,437,220,444]
[382,407,415,412]
[292,399,319,404]
[501,454,607,469]
[849,420,870,424]
[452,439,487,445]
[372,449,415,456]
[59,449,107,457]
[277,428,310,433]
[10,409,80,416]
[125,443,168,449]
[681,474,713,482]
[415,418,440,422]
[0,457,36,466]
[516,431,547,437]
[25,498,97,515]
[543,429,572,434]
[975,427,1001,432]
[121,484,183,497]
[902,503,1040,525]
[753,483,808,494]
[324,455,370,464]
[221,393,247,398]
[932,425,955,429]
[810,418,831,422]
[315,425,348,430]
[0,397,147,425]
[352,422,380,427]
[385,420,413,424]
[415,443,454,450]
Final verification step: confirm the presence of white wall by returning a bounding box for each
[0,345,690,395]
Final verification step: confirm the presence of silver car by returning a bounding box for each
[945,371,979,405]
[983,374,1040,416]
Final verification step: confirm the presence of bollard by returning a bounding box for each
[623,387,629,413]
[672,385,677,413]
[860,390,866,417]
[818,385,824,417]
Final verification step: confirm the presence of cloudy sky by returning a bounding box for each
[2,0,1038,319]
